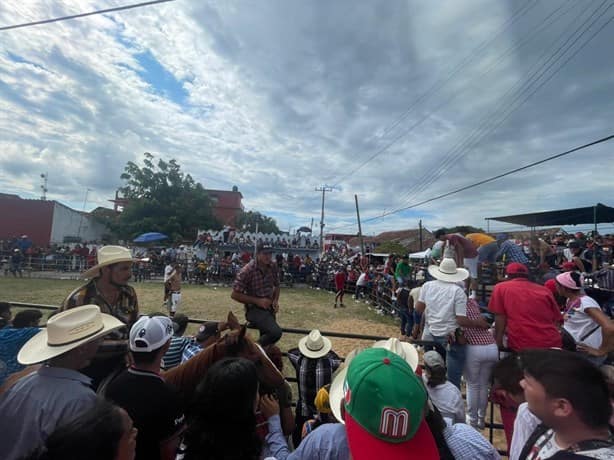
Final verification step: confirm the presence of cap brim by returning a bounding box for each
[329,365,348,424]
[427,265,469,282]
[17,314,125,365]
[345,414,439,460]
[298,336,332,359]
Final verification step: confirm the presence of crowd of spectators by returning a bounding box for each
[1,228,614,460]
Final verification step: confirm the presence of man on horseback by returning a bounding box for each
[231,243,282,346]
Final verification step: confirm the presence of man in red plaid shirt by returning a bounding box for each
[231,243,282,345]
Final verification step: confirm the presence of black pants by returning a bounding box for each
[245,306,282,346]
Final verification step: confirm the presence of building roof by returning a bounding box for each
[487,203,614,227]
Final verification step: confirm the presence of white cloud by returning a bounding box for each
[0,0,612,235]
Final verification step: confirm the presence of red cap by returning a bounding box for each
[544,279,557,296]
[345,415,439,460]
[505,262,528,275]
[561,261,576,271]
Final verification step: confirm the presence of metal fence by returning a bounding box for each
[8,301,507,456]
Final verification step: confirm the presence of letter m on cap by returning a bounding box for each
[379,407,410,439]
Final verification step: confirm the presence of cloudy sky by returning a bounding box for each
[1,0,613,236]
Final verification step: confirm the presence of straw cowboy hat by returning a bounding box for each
[298,329,332,359]
[427,257,469,283]
[82,245,135,279]
[17,305,125,365]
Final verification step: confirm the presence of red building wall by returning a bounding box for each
[207,189,244,227]
[0,194,55,247]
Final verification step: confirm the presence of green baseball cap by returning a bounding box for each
[343,348,438,460]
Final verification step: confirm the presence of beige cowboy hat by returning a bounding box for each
[329,347,365,424]
[372,337,419,370]
[298,329,332,359]
[82,245,135,279]
[427,257,469,283]
[18,305,125,365]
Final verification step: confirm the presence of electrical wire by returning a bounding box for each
[0,0,175,31]
[326,0,539,187]
[326,133,614,232]
[393,1,612,212]
[395,0,608,208]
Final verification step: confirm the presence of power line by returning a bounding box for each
[392,1,612,212]
[326,133,614,231]
[391,0,580,208]
[0,0,175,31]
[326,0,539,187]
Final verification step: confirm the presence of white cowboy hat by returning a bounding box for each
[17,305,125,365]
[329,347,365,424]
[372,337,419,371]
[427,257,469,283]
[298,329,332,359]
[82,245,134,279]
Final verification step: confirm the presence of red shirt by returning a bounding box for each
[488,278,562,351]
[446,234,478,258]
[334,271,346,290]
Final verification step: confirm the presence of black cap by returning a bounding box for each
[196,322,219,342]
[257,243,274,253]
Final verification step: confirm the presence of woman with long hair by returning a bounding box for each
[182,357,289,460]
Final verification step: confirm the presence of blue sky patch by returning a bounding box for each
[135,50,189,106]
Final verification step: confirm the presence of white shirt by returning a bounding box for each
[510,402,541,460]
[563,295,602,349]
[410,287,421,306]
[164,264,174,283]
[424,379,466,424]
[419,280,467,336]
[356,273,368,286]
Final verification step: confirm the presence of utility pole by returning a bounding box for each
[77,188,92,239]
[419,219,423,251]
[40,172,48,200]
[355,194,365,255]
[315,185,334,253]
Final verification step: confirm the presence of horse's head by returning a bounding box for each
[222,326,285,389]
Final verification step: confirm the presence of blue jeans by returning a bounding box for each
[422,330,467,390]
[399,309,413,335]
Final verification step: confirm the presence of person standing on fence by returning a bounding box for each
[61,245,139,388]
[231,243,282,346]
[287,329,342,448]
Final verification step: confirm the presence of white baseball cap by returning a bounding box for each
[129,315,174,352]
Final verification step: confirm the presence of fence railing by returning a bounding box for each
[7,301,507,456]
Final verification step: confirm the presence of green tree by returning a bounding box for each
[107,153,221,241]
[236,210,280,234]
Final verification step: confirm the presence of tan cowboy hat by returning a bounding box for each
[372,337,419,371]
[18,305,125,365]
[82,245,134,279]
[329,347,365,424]
[427,257,469,283]
[298,329,332,359]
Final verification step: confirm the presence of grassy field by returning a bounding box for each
[0,277,400,356]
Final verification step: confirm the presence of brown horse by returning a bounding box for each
[162,314,285,403]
